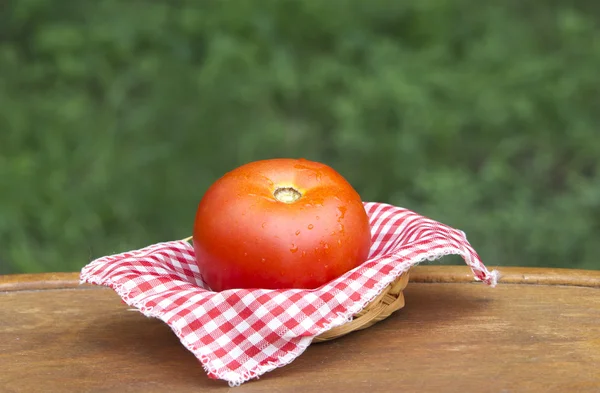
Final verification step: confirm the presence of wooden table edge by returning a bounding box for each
[1,266,599,292]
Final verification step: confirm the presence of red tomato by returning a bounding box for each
[192,158,372,291]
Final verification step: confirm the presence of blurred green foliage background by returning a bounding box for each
[1,0,600,275]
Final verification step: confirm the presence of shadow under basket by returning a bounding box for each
[313,271,410,343]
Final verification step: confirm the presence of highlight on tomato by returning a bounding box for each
[192,158,372,291]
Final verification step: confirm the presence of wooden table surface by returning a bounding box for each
[1,266,600,393]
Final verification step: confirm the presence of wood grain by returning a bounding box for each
[409,265,600,287]
[0,272,83,292]
[3,266,600,292]
[1,267,600,392]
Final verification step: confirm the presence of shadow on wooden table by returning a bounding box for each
[79,304,224,388]
[76,282,489,388]
[7,268,597,391]
[253,282,492,383]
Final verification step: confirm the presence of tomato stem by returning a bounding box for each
[274,187,302,203]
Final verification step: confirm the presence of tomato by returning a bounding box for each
[192,158,372,291]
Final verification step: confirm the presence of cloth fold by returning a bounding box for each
[80,202,498,386]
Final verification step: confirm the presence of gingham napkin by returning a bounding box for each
[80,202,498,386]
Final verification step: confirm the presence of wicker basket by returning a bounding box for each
[184,237,410,342]
[313,271,409,342]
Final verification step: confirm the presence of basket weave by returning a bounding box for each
[313,271,409,342]
[184,237,410,342]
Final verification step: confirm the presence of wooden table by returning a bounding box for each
[2,266,599,393]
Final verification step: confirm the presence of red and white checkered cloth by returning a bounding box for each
[80,202,498,386]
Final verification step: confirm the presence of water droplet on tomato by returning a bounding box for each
[307,224,314,230]
[263,176,274,186]
[337,206,347,220]
[261,222,267,228]
[290,244,298,253]
[302,251,306,257]
[244,252,248,257]
[261,258,266,263]
[338,224,344,232]
[295,230,301,236]
[316,216,320,220]
[324,243,329,250]
[337,239,342,246]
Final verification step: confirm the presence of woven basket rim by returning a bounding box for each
[313,271,409,342]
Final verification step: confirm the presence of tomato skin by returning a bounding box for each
[192,158,372,291]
